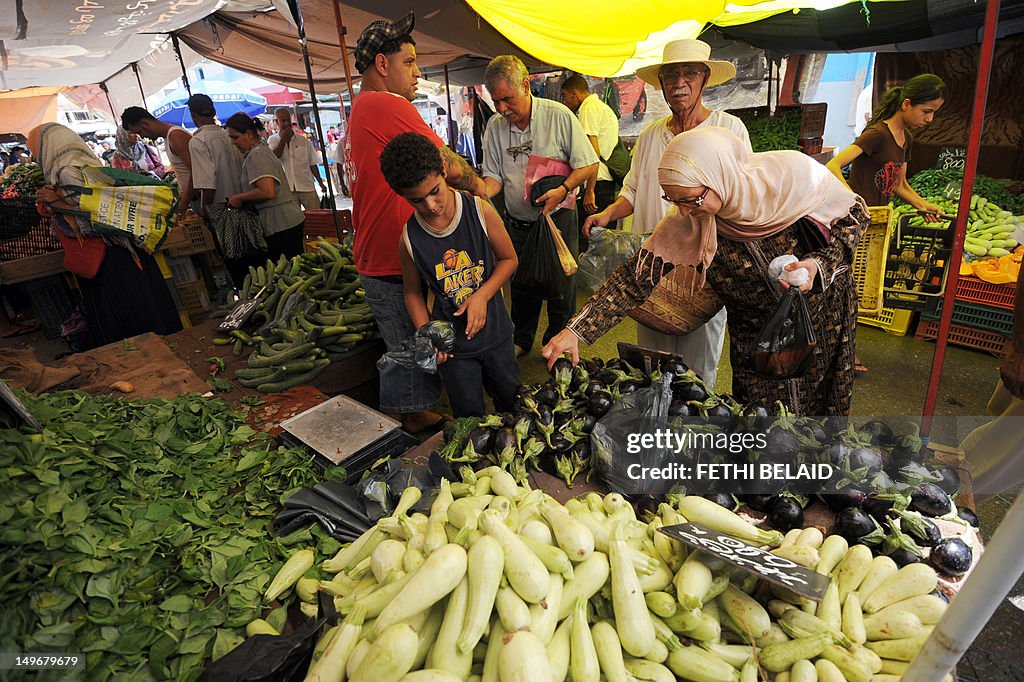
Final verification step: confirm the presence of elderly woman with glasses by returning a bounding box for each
[543,127,869,416]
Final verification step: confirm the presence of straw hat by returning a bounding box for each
[635,39,737,89]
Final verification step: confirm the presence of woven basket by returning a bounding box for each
[629,265,725,335]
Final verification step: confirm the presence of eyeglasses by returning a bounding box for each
[506,141,532,162]
[662,187,710,207]
[659,67,708,83]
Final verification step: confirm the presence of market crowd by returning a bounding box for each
[28,13,1021,465]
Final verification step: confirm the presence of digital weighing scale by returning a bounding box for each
[278,395,419,480]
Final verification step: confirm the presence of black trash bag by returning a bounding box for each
[591,373,678,497]
[356,458,437,521]
[274,482,372,540]
[377,321,456,375]
[511,216,564,300]
[199,607,329,682]
[741,288,817,379]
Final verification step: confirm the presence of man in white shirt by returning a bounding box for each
[186,94,244,217]
[581,39,752,389]
[268,107,326,211]
[561,75,620,249]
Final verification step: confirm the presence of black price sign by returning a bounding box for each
[658,522,830,600]
[935,146,966,171]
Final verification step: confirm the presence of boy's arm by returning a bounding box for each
[400,241,431,329]
[455,200,518,341]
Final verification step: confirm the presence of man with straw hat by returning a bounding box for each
[582,38,751,389]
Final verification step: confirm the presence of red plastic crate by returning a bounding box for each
[915,319,1008,357]
[955,275,1016,310]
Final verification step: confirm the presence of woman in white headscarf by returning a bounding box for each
[543,126,869,415]
[28,123,181,345]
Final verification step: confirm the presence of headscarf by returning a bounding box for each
[645,126,862,285]
[114,126,147,171]
[27,123,100,185]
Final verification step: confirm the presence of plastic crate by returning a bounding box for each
[164,214,216,256]
[852,206,893,315]
[799,103,828,139]
[922,300,1014,337]
[0,216,62,262]
[883,214,955,309]
[176,280,211,315]
[955,275,1016,310]
[858,307,915,336]
[304,209,353,240]
[22,274,76,339]
[916,319,1008,357]
[165,255,199,286]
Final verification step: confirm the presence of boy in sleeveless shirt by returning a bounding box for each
[381,133,520,417]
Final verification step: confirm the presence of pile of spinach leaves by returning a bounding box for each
[0,390,340,681]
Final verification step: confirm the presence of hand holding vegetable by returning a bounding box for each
[779,258,818,293]
[916,200,944,223]
[542,329,581,371]
[454,291,488,341]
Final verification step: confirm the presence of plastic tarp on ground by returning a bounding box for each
[0,0,264,91]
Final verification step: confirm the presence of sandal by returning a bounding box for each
[854,362,868,376]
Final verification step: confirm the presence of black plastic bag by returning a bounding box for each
[199,608,328,682]
[591,373,678,497]
[377,321,456,375]
[512,216,564,300]
[356,457,438,520]
[742,288,817,379]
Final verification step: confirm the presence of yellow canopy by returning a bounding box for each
[465,0,901,76]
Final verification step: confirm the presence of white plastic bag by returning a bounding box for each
[768,254,809,289]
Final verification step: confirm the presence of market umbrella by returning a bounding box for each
[152,80,267,127]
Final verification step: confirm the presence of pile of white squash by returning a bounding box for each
[267,468,951,682]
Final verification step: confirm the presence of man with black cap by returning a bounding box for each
[187,94,244,219]
[347,11,485,434]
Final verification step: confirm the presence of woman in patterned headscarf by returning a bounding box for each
[543,126,870,416]
[28,123,181,345]
[111,126,165,177]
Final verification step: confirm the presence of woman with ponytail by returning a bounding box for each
[827,73,946,210]
[224,113,305,265]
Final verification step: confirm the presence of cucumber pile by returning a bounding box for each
[890,195,1024,259]
[212,238,379,393]
[269,483,953,682]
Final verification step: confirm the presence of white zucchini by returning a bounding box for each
[412,605,445,670]
[481,621,504,682]
[529,572,563,644]
[371,539,407,583]
[862,564,938,614]
[592,621,630,682]
[372,543,468,637]
[350,623,418,682]
[569,598,599,682]
[518,533,574,579]
[868,594,948,625]
[854,555,898,604]
[458,535,504,654]
[304,604,365,682]
[666,644,742,682]
[558,552,610,620]
[831,544,873,603]
[399,671,462,682]
[813,659,846,682]
[495,585,532,633]
[481,509,549,603]
[841,592,866,645]
[547,616,571,682]
[519,519,553,545]
[815,535,849,577]
[541,499,595,562]
[498,629,552,682]
[610,538,657,657]
[675,552,713,610]
[677,496,783,547]
[427,577,473,678]
[789,659,817,682]
[721,584,771,640]
[623,658,675,682]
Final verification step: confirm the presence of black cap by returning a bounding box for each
[186,93,216,117]
[354,12,415,74]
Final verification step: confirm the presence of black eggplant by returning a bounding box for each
[550,433,573,453]
[673,381,708,403]
[862,495,897,523]
[768,496,804,532]
[929,537,972,577]
[604,358,628,372]
[928,464,961,496]
[821,416,849,437]
[858,420,895,446]
[848,447,884,476]
[500,412,516,427]
[581,413,598,434]
[742,404,772,431]
[468,427,493,455]
[703,493,740,512]
[704,402,736,430]
[582,358,602,372]
[910,482,952,517]
[743,494,776,513]
[958,507,980,528]
[492,428,517,455]
[905,515,942,547]
[660,357,689,376]
[817,487,866,513]
[887,547,922,567]
[536,404,554,426]
[834,507,878,544]
[534,385,558,407]
[584,379,607,398]
[593,369,620,386]
[588,391,614,417]
[827,442,852,470]
[669,400,698,418]
[798,422,829,445]
[551,356,574,374]
[617,379,642,396]
[764,427,800,456]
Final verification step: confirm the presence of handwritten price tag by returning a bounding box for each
[658,522,831,600]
